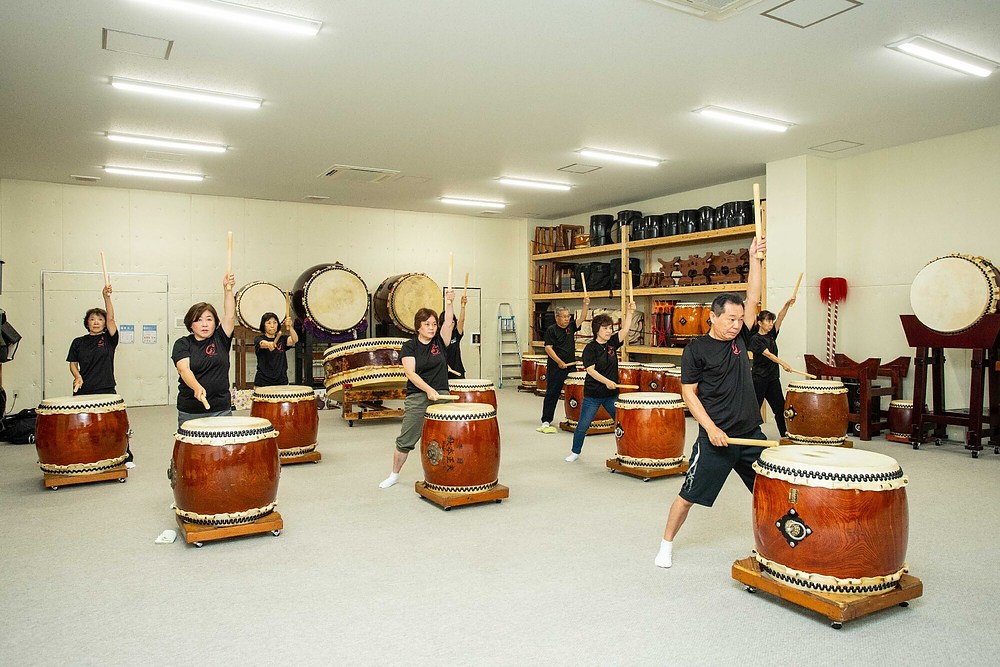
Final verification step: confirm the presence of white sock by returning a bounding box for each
[564,453,579,462]
[378,472,400,489]
[655,539,673,568]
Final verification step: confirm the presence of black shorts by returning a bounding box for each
[679,426,767,507]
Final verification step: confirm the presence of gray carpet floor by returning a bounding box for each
[1,387,997,666]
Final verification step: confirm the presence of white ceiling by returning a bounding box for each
[1,0,999,220]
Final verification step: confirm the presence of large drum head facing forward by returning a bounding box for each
[910,254,1000,332]
[292,263,369,334]
[374,273,442,334]
[235,281,287,332]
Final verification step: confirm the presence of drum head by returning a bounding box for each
[787,379,846,393]
[615,391,684,408]
[251,385,315,401]
[176,416,276,444]
[304,267,369,333]
[38,394,126,413]
[566,371,587,384]
[911,255,998,332]
[235,282,287,332]
[389,274,442,333]
[755,445,907,490]
[449,379,496,391]
[425,402,496,421]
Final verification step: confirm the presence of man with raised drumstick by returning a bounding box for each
[537,298,589,434]
[654,236,767,568]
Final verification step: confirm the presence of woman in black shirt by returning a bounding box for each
[68,284,119,395]
[253,312,298,387]
[749,297,795,436]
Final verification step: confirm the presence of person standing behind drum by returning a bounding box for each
[565,301,636,462]
[171,273,237,428]
[654,237,767,569]
[253,312,298,387]
[379,288,457,489]
[749,298,795,437]
[68,284,119,396]
[537,299,590,434]
[440,294,468,379]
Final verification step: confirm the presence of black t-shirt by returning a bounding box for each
[750,328,780,381]
[67,331,119,394]
[681,324,761,436]
[544,320,582,367]
[445,329,465,378]
[171,328,233,412]
[254,334,291,387]
[581,336,624,398]
[400,334,449,395]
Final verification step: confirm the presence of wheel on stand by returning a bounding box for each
[348,421,354,427]
[899,601,909,608]
[495,499,502,504]
[443,506,452,512]
[271,530,281,537]
[49,486,59,491]
[119,478,127,483]
[745,586,757,594]
[608,468,616,474]
[830,622,843,630]
[972,451,979,459]
[193,542,204,548]
[912,443,920,450]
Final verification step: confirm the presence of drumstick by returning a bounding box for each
[435,395,460,401]
[448,367,461,376]
[226,231,233,276]
[448,252,453,290]
[627,270,634,302]
[284,291,291,329]
[616,384,639,390]
[200,396,211,410]
[752,183,764,260]
[727,437,779,447]
[792,272,803,300]
[100,251,109,285]
[787,367,817,380]
[581,272,588,298]
[463,272,469,299]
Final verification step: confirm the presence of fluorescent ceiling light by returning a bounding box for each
[440,197,506,209]
[110,77,262,109]
[107,132,227,153]
[694,106,793,132]
[888,36,997,78]
[104,166,204,182]
[578,148,662,167]
[497,177,572,191]
[131,0,322,36]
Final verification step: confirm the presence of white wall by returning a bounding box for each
[0,179,528,407]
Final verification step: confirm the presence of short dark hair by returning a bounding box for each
[591,313,614,334]
[414,308,438,331]
[83,308,107,330]
[259,312,280,332]
[438,311,458,329]
[711,293,745,317]
[756,310,776,323]
[184,302,220,333]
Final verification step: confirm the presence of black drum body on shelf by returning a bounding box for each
[678,210,698,235]
[661,213,679,237]
[590,215,614,246]
[697,206,715,232]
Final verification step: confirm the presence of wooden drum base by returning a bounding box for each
[415,481,509,510]
[606,458,688,482]
[280,450,322,465]
[44,466,128,489]
[779,437,853,448]
[517,384,536,393]
[559,420,615,435]
[175,511,283,548]
[731,557,922,629]
[342,387,406,426]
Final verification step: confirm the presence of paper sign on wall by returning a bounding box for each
[142,325,158,344]
[119,324,135,344]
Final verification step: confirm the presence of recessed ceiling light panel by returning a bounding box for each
[107,132,228,153]
[130,0,323,36]
[440,197,506,209]
[104,166,204,182]
[497,177,572,191]
[110,77,263,109]
[694,106,794,132]
[887,35,998,78]
[578,149,662,167]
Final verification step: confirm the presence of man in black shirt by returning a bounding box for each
[655,237,767,568]
[537,299,589,433]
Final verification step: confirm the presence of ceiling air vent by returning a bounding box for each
[320,164,401,184]
[644,0,766,21]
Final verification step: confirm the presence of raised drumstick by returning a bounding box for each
[464,272,469,299]
[792,272,803,300]
[448,252,454,290]
[226,231,233,276]
[753,183,764,260]
[581,272,588,298]
[727,437,779,447]
[100,251,109,285]
[284,291,291,329]
[787,367,817,379]
[627,270,634,302]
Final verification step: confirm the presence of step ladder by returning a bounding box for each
[497,302,522,388]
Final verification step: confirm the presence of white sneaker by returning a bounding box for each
[125,462,136,469]
[564,453,579,462]
[536,423,550,433]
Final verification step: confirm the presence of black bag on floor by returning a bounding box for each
[610,258,642,290]
[1,408,37,444]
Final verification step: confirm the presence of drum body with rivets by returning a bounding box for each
[235,281,287,332]
[250,385,319,459]
[420,403,501,493]
[783,380,849,446]
[640,363,676,393]
[373,273,442,334]
[672,303,703,338]
[613,392,686,470]
[35,394,130,475]
[448,379,498,409]
[910,253,1000,333]
[520,355,546,388]
[322,338,408,401]
[752,446,909,595]
[617,362,642,394]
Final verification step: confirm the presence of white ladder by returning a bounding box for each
[497,302,522,388]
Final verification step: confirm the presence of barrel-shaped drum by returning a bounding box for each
[887,399,922,444]
[752,446,909,595]
[783,380,849,446]
[535,362,549,394]
[449,379,498,409]
[235,281,287,332]
[373,273,442,334]
[420,403,501,493]
[35,394,130,475]
[563,372,613,431]
[170,417,280,526]
[701,302,714,334]
[665,368,683,396]
[292,263,369,337]
[614,392,686,470]
[640,363,676,393]
[520,355,546,388]
[322,338,408,401]
[250,385,319,459]
[672,303,703,338]
[910,253,1000,333]
[617,362,642,394]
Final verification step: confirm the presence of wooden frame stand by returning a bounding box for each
[279,450,322,465]
[517,383,537,393]
[606,458,688,481]
[175,511,283,548]
[342,386,406,426]
[731,557,921,629]
[44,466,127,490]
[414,481,509,510]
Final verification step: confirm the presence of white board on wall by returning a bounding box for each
[42,271,169,406]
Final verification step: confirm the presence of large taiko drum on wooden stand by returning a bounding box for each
[449,379,498,409]
[783,380,849,446]
[250,385,319,460]
[35,394,130,475]
[617,362,642,394]
[640,363,676,392]
[672,303,704,338]
[613,392,686,470]
[235,281,287,332]
[520,355,546,388]
[170,417,280,526]
[373,273,442,334]
[751,446,909,595]
[562,372,614,432]
[420,403,501,493]
[322,337,408,402]
[910,253,1000,332]
[292,263,369,338]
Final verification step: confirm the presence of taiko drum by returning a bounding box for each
[448,379,498,409]
[323,337,408,402]
[617,362,642,394]
[664,368,683,396]
[613,392,686,470]
[752,446,909,595]
[887,399,922,444]
[250,385,319,460]
[35,394,130,475]
[563,372,613,430]
[640,363,676,392]
[783,380,849,445]
[170,417,280,526]
[420,403,501,493]
[672,303,703,338]
[534,361,549,394]
[520,355,546,388]
[701,302,714,334]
